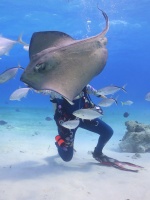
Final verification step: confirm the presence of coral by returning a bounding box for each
[119,121,150,153]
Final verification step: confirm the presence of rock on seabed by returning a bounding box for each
[119,121,150,153]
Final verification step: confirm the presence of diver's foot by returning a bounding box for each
[92,151,143,172]
[92,152,113,163]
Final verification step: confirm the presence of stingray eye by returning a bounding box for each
[34,63,46,72]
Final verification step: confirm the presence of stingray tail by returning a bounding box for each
[97,6,109,37]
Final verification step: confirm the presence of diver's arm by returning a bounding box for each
[86,84,98,95]
[50,91,62,112]
[51,102,57,112]
[50,91,62,100]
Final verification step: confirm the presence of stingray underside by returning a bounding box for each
[21,31,108,101]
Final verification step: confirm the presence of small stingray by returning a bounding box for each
[20,9,109,101]
[0,120,7,125]
[45,116,52,121]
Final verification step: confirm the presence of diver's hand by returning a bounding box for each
[93,106,103,115]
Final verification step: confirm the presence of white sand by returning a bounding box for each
[0,107,150,200]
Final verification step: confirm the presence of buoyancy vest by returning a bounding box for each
[60,87,95,114]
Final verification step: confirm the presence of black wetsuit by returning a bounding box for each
[53,86,113,162]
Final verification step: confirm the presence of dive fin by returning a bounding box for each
[94,155,143,172]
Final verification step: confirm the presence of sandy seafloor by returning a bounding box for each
[0,106,150,200]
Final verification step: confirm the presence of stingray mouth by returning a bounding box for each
[20,74,31,87]
[20,72,38,89]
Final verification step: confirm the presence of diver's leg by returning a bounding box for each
[54,111,77,162]
[80,118,113,156]
[55,126,76,162]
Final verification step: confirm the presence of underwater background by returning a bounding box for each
[0,2,150,200]
[0,0,150,122]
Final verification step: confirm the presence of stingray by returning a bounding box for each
[0,120,7,125]
[20,9,109,101]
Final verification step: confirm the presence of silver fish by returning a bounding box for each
[98,98,117,107]
[9,88,30,101]
[121,100,133,106]
[97,84,127,96]
[0,66,21,84]
[20,9,109,101]
[61,119,80,129]
[0,46,8,56]
[0,35,27,56]
[145,92,150,101]
[73,108,102,120]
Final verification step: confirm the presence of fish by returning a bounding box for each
[145,92,150,101]
[73,108,102,120]
[97,84,127,96]
[98,97,117,107]
[61,119,80,129]
[0,46,8,56]
[0,35,27,56]
[121,100,133,106]
[123,112,129,118]
[9,87,30,101]
[20,9,109,101]
[0,65,23,84]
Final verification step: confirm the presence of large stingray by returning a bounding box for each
[20,9,109,101]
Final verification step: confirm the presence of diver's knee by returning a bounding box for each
[58,147,74,162]
[61,154,73,162]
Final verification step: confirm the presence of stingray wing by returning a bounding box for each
[29,31,75,59]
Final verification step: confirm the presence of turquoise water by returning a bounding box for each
[0,1,150,194]
[0,0,150,108]
[0,0,150,142]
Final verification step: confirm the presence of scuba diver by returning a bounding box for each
[49,84,143,172]
[36,84,143,172]
[50,84,113,162]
